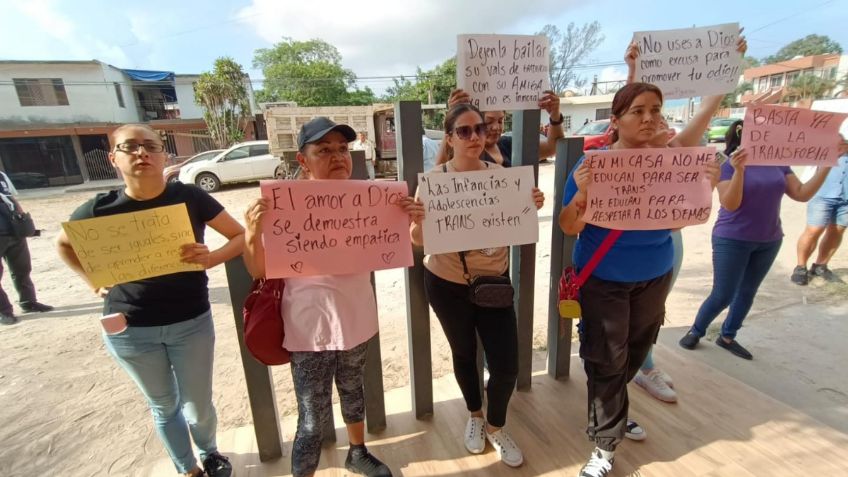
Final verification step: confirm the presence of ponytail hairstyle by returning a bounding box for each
[609,82,664,144]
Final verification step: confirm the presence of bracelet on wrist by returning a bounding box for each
[549,113,565,126]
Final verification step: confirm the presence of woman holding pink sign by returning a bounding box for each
[56,124,244,477]
[679,121,832,360]
[243,117,422,477]
[559,83,721,477]
[411,103,545,468]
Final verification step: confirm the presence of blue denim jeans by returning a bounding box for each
[690,236,782,340]
[104,310,217,473]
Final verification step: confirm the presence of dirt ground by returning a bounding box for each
[0,161,845,476]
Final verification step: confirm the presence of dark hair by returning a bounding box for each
[443,103,484,159]
[109,124,161,149]
[609,83,664,144]
[724,119,744,155]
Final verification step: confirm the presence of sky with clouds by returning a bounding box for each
[1,0,845,95]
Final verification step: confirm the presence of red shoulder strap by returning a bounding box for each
[575,229,623,288]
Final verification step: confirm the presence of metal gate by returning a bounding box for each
[83,148,118,181]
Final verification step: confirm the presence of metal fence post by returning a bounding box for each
[546,137,584,379]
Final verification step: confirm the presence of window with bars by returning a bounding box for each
[114,83,125,108]
[595,108,611,120]
[564,115,572,131]
[13,78,69,106]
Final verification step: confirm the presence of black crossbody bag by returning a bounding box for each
[458,251,514,309]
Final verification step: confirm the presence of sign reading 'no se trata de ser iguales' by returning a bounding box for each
[62,204,202,288]
[632,22,742,99]
[457,34,551,111]
[583,147,716,230]
[418,166,539,255]
[741,104,848,166]
[260,180,413,278]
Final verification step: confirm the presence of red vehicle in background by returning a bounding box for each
[572,119,612,151]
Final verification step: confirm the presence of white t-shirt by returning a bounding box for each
[351,139,374,160]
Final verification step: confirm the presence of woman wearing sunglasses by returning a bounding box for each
[56,124,244,477]
[679,119,831,359]
[410,104,544,468]
[435,90,564,168]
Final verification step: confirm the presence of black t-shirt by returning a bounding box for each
[70,182,225,327]
[482,135,513,168]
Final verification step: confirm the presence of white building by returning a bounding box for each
[0,60,257,188]
[560,93,615,134]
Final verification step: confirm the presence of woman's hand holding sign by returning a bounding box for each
[400,196,425,225]
[532,187,545,210]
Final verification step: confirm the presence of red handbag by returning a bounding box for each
[242,278,290,365]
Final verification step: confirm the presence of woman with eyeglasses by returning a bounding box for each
[679,119,831,360]
[410,104,544,468]
[435,90,564,168]
[56,124,244,477]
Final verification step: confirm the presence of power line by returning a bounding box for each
[747,0,839,34]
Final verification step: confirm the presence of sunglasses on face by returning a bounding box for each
[115,141,166,153]
[450,123,487,140]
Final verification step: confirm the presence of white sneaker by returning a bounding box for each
[486,428,524,467]
[656,368,674,388]
[624,419,647,441]
[464,417,485,454]
[634,369,678,403]
[578,448,613,477]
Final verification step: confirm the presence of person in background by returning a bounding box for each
[421,126,440,172]
[244,117,416,477]
[679,120,832,360]
[559,82,721,477]
[351,131,376,179]
[0,170,53,325]
[623,32,747,404]
[55,124,244,477]
[791,134,848,285]
[412,103,545,468]
[436,89,565,167]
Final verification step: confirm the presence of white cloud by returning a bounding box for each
[598,66,627,83]
[8,0,131,66]
[237,0,575,81]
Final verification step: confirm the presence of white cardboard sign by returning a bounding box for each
[419,166,539,255]
[456,34,551,111]
[632,23,742,99]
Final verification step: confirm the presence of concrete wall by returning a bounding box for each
[562,103,611,134]
[0,62,142,128]
[174,76,203,119]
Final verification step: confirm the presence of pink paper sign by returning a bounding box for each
[260,180,413,278]
[742,104,848,166]
[583,147,715,230]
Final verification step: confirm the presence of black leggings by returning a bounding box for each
[424,269,518,427]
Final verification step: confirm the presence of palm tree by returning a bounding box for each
[787,75,836,101]
[836,72,848,97]
[721,81,753,108]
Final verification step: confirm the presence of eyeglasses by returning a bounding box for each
[450,123,487,141]
[115,142,166,153]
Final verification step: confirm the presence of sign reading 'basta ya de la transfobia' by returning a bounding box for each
[583,148,716,230]
[632,22,742,99]
[456,34,551,111]
[742,104,848,166]
[260,180,413,278]
[418,166,539,255]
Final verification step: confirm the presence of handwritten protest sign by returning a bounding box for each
[457,34,551,111]
[260,180,413,278]
[419,166,538,254]
[633,23,741,99]
[583,148,715,230]
[741,104,848,166]
[62,204,202,288]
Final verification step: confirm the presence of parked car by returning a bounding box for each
[163,149,223,183]
[707,117,736,142]
[178,140,281,192]
[667,121,709,146]
[572,119,612,150]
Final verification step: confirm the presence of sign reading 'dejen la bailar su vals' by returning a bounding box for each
[741,104,848,166]
[632,22,742,99]
[418,166,538,255]
[583,148,715,230]
[260,180,413,278]
[62,204,203,288]
[456,34,551,111]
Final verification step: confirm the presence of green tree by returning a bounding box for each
[194,57,251,148]
[721,81,753,108]
[763,34,843,64]
[253,38,374,106]
[537,22,604,94]
[787,74,836,101]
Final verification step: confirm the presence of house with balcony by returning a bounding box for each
[740,53,847,108]
[0,60,257,189]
